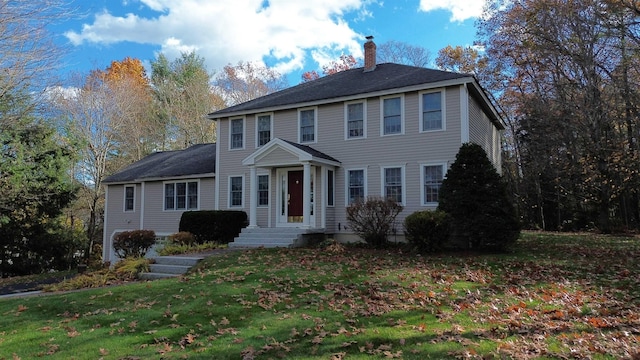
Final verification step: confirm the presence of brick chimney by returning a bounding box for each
[363,35,376,72]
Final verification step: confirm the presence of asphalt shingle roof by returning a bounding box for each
[208,63,471,117]
[282,139,341,163]
[103,143,216,183]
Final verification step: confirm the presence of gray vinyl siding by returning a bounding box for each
[142,177,215,232]
[469,97,501,171]
[216,83,501,235]
[104,183,142,263]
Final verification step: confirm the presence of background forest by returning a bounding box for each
[2,0,640,275]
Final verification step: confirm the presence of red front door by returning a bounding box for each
[287,170,303,222]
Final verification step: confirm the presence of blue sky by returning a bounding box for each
[53,0,487,85]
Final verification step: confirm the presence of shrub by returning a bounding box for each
[346,196,403,248]
[438,143,520,251]
[169,231,196,246]
[158,242,223,256]
[404,210,451,253]
[179,210,247,244]
[113,230,156,258]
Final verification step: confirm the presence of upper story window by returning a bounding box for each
[382,96,403,135]
[257,174,269,206]
[347,169,366,204]
[124,185,135,211]
[421,163,445,205]
[230,118,244,149]
[421,90,444,131]
[165,181,198,211]
[257,114,272,147]
[229,176,243,207]
[383,166,404,204]
[346,101,365,139]
[299,108,316,143]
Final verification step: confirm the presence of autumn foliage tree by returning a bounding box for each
[215,61,287,105]
[479,0,640,231]
[301,55,358,82]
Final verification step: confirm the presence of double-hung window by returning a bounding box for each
[165,181,198,210]
[383,167,403,204]
[421,90,444,131]
[257,174,269,206]
[346,102,365,139]
[257,114,272,147]
[327,169,335,206]
[230,118,244,149]
[124,185,135,211]
[347,169,365,204]
[382,96,402,135]
[299,108,316,143]
[422,164,445,205]
[230,176,243,207]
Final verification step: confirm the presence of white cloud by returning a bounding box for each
[418,0,487,22]
[64,0,369,77]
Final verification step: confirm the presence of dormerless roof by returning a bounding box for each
[208,63,474,118]
[103,143,216,183]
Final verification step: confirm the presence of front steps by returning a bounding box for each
[228,227,325,248]
[139,255,204,280]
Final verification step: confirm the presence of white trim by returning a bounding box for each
[229,117,245,150]
[419,162,447,206]
[460,85,470,143]
[380,165,406,205]
[140,183,145,229]
[242,138,340,168]
[380,94,405,136]
[344,100,367,140]
[255,112,274,148]
[215,119,220,210]
[123,184,135,212]
[228,175,245,208]
[345,168,368,205]
[298,107,318,144]
[102,186,110,263]
[419,88,446,133]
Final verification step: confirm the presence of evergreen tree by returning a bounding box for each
[0,117,79,276]
[438,143,520,251]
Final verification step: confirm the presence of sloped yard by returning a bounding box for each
[0,232,638,359]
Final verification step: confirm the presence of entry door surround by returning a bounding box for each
[276,167,315,227]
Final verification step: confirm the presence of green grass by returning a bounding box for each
[1,231,639,359]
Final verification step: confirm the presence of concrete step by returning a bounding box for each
[139,272,179,280]
[139,255,204,280]
[149,263,191,275]
[228,227,308,248]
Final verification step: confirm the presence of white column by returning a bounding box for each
[248,166,258,228]
[302,162,311,228]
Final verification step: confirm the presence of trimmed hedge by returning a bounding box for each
[113,230,156,258]
[404,210,451,253]
[179,210,248,244]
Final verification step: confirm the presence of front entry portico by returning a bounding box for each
[242,138,340,230]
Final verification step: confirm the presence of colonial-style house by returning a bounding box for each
[207,37,504,247]
[101,143,216,263]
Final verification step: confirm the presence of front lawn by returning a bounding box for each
[0,232,638,359]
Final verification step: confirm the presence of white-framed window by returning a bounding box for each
[327,169,335,207]
[381,95,403,136]
[345,101,366,139]
[257,174,269,206]
[124,185,135,212]
[421,163,446,205]
[230,118,244,149]
[299,108,317,143]
[382,166,404,204]
[164,181,198,210]
[229,176,244,207]
[256,113,272,147]
[420,89,445,132]
[346,169,366,204]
